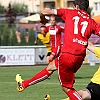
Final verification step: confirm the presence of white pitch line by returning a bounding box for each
[0,82,87,85]
[39,82,87,86]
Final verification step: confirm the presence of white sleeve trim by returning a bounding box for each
[53,9,57,15]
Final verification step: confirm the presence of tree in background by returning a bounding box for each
[0,36,2,46]
[2,25,11,46]
[0,23,4,45]
[0,25,44,46]
[10,27,18,46]
[28,28,35,45]
[11,2,28,13]
[0,3,4,14]
[4,3,17,28]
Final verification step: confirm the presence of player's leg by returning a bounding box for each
[63,89,91,100]
[15,47,60,92]
[58,53,85,100]
[15,67,52,92]
[15,60,57,92]
[46,52,52,79]
[78,89,91,100]
[46,52,51,64]
[47,59,58,71]
[87,41,95,53]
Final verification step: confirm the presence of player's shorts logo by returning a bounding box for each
[0,55,6,63]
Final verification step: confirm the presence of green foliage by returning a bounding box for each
[11,2,28,13]
[2,25,11,46]
[0,3,4,14]
[0,2,28,14]
[0,26,2,45]
[0,35,2,46]
[28,28,35,45]
[10,28,18,46]
[0,22,43,46]
[0,23,4,45]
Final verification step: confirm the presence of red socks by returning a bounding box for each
[66,89,82,100]
[22,68,52,88]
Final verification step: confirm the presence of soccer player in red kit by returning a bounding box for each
[40,0,100,100]
[44,15,64,62]
[15,15,64,92]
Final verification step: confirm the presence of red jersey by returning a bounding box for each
[55,9,100,55]
[44,25,64,56]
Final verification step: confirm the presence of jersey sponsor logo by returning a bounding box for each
[73,38,87,45]
[49,30,56,35]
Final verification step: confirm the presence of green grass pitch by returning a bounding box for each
[0,65,99,100]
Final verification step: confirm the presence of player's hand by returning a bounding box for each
[46,56,50,64]
[49,54,54,60]
[40,10,46,15]
[48,54,54,63]
[34,41,37,45]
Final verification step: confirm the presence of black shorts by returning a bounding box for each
[46,52,51,57]
[86,82,100,100]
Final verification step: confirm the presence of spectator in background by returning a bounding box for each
[33,22,39,38]
[16,27,21,43]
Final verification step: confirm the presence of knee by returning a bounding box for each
[46,62,57,71]
[78,90,91,100]
[62,86,69,93]
[46,65,52,71]
[46,66,54,74]
[82,93,91,100]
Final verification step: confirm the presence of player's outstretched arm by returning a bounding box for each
[41,9,55,15]
[87,41,100,59]
[87,41,95,53]
[34,36,38,44]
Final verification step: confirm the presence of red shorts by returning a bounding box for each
[58,53,85,88]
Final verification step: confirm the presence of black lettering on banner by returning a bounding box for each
[39,55,45,60]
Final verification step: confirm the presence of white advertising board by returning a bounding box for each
[0,46,100,66]
[35,48,47,64]
[0,48,35,66]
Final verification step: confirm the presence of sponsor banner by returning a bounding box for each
[0,48,35,66]
[35,48,47,64]
[0,46,100,66]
